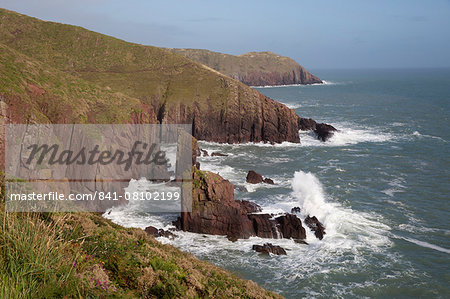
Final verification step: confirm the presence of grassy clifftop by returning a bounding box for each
[0,207,281,298]
[170,48,322,86]
[0,43,155,124]
[0,8,301,143]
[0,8,285,298]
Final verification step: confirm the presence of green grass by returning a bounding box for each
[0,42,154,124]
[170,49,300,77]
[0,169,281,298]
[0,7,274,122]
[0,207,282,298]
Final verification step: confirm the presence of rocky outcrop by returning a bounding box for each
[304,216,326,240]
[144,226,176,239]
[248,213,306,240]
[161,91,301,144]
[173,169,260,239]
[298,117,337,141]
[211,152,228,157]
[315,123,337,142]
[263,178,275,185]
[174,168,307,241]
[0,9,302,145]
[291,207,301,214]
[246,170,275,185]
[170,49,322,86]
[252,243,287,255]
[246,170,263,184]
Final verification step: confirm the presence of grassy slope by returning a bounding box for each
[170,49,299,76]
[0,8,302,145]
[0,8,284,298]
[169,48,320,84]
[0,8,250,112]
[0,207,281,298]
[0,42,154,124]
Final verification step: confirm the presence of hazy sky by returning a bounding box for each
[1,0,449,69]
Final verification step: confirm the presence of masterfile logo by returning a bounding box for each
[4,124,193,213]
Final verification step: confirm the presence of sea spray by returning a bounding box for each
[291,170,391,249]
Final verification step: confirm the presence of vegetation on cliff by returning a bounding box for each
[0,8,286,298]
[0,8,300,143]
[0,206,281,298]
[170,48,322,86]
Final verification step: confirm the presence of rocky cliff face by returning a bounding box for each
[161,81,300,143]
[170,49,322,86]
[174,167,307,241]
[0,8,300,144]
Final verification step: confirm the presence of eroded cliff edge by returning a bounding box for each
[170,49,322,86]
[0,8,300,144]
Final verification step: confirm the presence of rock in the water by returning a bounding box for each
[246,170,263,184]
[144,226,176,239]
[200,149,209,156]
[298,117,337,142]
[291,206,301,214]
[174,170,259,239]
[144,226,159,237]
[263,178,275,184]
[252,243,287,255]
[314,123,337,142]
[298,117,317,131]
[235,185,248,192]
[294,239,309,245]
[227,235,238,242]
[276,214,307,240]
[211,152,228,157]
[248,213,306,239]
[174,169,306,241]
[304,215,326,240]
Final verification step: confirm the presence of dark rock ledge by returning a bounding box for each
[173,167,306,241]
[298,117,337,141]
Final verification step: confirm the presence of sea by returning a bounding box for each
[105,68,450,298]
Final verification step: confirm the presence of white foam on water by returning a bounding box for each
[160,144,178,175]
[381,178,406,197]
[394,235,450,254]
[290,170,391,249]
[104,170,403,298]
[252,80,340,88]
[282,102,302,109]
[300,123,394,147]
[103,178,179,230]
[412,131,446,142]
[398,223,450,235]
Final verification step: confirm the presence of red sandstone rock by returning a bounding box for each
[174,169,307,241]
[252,243,287,255]
[246,170,263,184]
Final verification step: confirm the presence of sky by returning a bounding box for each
[1,0,449,69]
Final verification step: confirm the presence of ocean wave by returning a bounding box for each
[282,102,302,109]
[300,123,394,147]
[289,170,391,248]
[198,123,394,149]
[412,131,446,142]
[393,235,450,254]
[104,170,405,298]
[381,178,406,197]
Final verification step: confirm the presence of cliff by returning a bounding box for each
[170,48,322,86]
[0,8,300,144]
[174,167,307,241]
